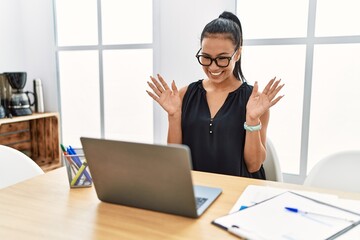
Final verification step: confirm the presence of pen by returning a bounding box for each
[239,205,248,211]
[60,144,79,173]
[284,207,355,223]
[228,225,268,240]
[66,146,82,167]
[70,161,88,186]
[67,146,92,183]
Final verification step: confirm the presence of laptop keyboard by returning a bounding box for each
[196,197,208,209]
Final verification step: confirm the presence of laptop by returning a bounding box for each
[80,137,222,218]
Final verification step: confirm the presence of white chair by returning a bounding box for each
[263,138,283,182]
[304,151,360,193]
[0,145,44,189]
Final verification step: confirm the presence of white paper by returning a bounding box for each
[229,185,339,214]
[214,191,360,240]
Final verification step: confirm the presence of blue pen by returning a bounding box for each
[67,146,92,184]
[285,207,354,222]
[67,146,86,185]
[239,205,248,211]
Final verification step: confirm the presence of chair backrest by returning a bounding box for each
[263,138,283,182]
[304,151,360,193]
[0,145,44,189]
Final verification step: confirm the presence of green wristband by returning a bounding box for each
[244,122,262,132]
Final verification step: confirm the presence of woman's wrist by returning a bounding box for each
[244,116,261,132]
[245,117,260,126]
[168,111,182,119]
[244,121,262,132]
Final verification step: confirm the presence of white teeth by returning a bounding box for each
[210,71,222,76]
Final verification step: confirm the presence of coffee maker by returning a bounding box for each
[4,72,34,116]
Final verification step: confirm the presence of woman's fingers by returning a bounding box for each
[147,75,178,105]
[268,78,281,93]
[147,80,162,97]
[262,77,284,101]
[250,81,259,98]
[150,75,165,93]
[270,95,284,107]
[157,74,170,91]
[262,77,276,95]
[146,90,159,103]
[171,80,178,94]
[268,81,285,101]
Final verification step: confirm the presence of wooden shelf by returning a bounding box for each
[0,112,61,172]
[0,112,59,125]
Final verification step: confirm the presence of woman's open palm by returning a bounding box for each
[146,74,182,116]
[246,77,284,120]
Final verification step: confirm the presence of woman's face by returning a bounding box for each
[200,35,240,84]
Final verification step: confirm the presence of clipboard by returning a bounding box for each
[212,191,360,240]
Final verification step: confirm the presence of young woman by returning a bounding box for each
[147,11,284,179]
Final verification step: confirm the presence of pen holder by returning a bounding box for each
[62,148,92,188]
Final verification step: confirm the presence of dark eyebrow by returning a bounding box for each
[200,51,232,57]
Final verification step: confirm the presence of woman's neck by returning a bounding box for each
[203,77,242,92]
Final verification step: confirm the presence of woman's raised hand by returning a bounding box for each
[146,74,182,116]
[246,77,284,121]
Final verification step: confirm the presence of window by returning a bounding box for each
[237,0,360,183]
[315,0,360,37]
[58,50,101,143]
[55,0,98,46]
[55,0,154,147]
[308,43,360,172]
[237,0,308,38]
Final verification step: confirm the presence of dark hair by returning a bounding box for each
[200,11,245,81]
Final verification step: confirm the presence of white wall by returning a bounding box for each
[20,0,58,112]
[0,0,58,112]
[0,0,26,70]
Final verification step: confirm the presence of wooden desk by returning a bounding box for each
[0,168,359,240]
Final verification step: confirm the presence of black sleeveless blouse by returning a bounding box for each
[181,80,265,179]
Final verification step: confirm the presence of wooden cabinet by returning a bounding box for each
[0,112,61,172]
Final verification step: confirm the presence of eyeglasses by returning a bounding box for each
[195,48,237,67]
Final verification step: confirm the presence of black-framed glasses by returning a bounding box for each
[195,48,237,67]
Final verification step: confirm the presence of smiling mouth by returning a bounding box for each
[210,71,222,76]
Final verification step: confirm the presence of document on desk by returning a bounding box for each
[229,185,339,214]
[212,191,360,240]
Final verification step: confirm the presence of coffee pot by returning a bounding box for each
[4,72,34,116]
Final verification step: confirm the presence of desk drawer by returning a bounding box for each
[0,121,31,155]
